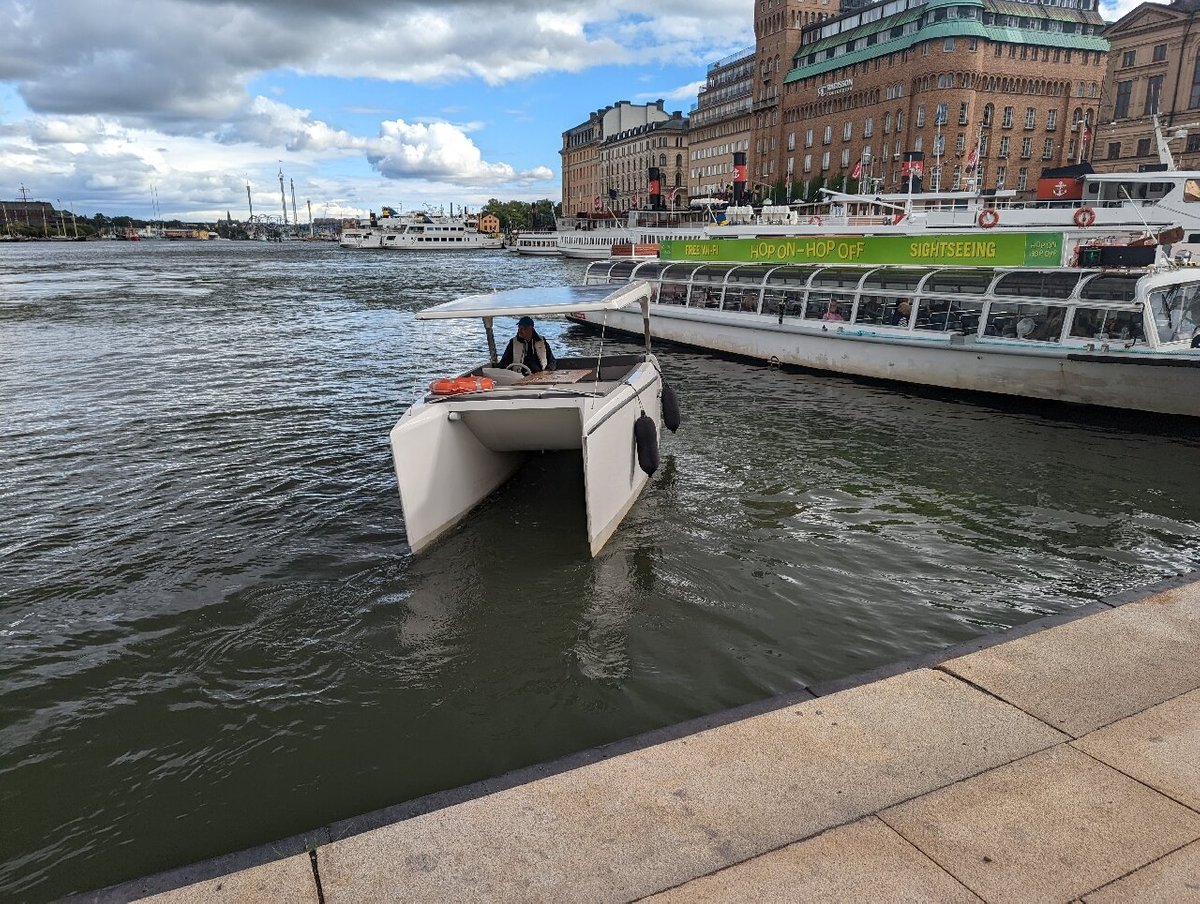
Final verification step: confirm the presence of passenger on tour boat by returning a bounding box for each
[888,300,912,326]
[499,315,557,373]
[821,301,844,322]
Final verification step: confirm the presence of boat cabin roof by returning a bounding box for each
[417,281,651,320]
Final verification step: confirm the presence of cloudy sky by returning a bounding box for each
[0,0,1142,222]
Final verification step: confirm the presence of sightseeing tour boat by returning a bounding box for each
[572,233,1200,417]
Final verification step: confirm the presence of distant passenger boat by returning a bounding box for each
[574,232,1200,418]
[341,209,502,250]
[509,231,561,256]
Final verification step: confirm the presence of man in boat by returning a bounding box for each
[499,315,557,373]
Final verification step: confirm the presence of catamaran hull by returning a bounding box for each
[390,360,663,555]
[572,307,1200,418]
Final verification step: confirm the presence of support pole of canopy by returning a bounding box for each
[483,316,498,364]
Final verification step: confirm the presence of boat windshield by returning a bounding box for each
[1148,281,1200,344]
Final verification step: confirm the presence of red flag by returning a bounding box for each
[850,160,863,179]
[965,144,979,172]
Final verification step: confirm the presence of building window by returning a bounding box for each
[805,128,814,148]
[1191,54,1200,108]
[884,112,892,134]
[1018,167,1028,191]
[944,37,955,51]
[1002,106,1014,128]
[864,116,874,138]
[1189,134,1200,154]
[1114,80,1133,119]
[804,154,812,173]
[1025,107,1035,129]
[1047,109,1057,130]
[935,102,948,125]
[959,102,969,125]
[841,148,851,167]
[843,121,853,141]
[1043,138,1054,159]
[823,125,832,144]
[1000,136,1010,157]
[1122,49,1136,67]
[1021,137,1032,158]
[1136,137,1151,156]
[983,103,994,127]
[1145,75,1164,115]
[916,104,926,127]
[915,135,924,152]
[821,151,830,170]
[1153,44,1167,63]
[787,132,795,151]
[956,133,966,154]
[1107,141,1122,160]
[996,165,1007,188]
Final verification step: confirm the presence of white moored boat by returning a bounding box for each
[390,282,675,556]
[576,234,1200,418]
[341,209,503,250]
[509,231,561,256]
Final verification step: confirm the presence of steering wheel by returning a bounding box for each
[507,363,532,376]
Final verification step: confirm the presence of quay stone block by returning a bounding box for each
[879,745,1200,904]
[1082,839,1200,903]
[316,669,1063,903]
[135,853,317,904]
[1073,687,1200,811]
[643,816,982,903]
[940,582,1200,737]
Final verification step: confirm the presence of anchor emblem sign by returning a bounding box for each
[1053,180,1068,197]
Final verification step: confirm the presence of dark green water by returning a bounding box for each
[2,241,1199,900]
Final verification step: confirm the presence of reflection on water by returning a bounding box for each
[1,241,1199,899]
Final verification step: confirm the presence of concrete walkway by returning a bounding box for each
[112,576,1200,903]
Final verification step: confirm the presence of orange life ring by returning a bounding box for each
[808,215,823,226]
[977,208,1000,229]
[429,376,495,395]
[1073,206,1096,228]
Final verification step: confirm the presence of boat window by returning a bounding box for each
[915,297,986,333]
[1185,180,1200,203]
[607,260,642,280]
[993,271,1082,299]
[809,268,869,289]
[853,295,886,324]
[1148,282,1200,342]
[688,285,723,308]
[1067,307,1144,342]
[984,302,1068,341]
[1078,274,1140,302]
[805,292,853,321]
[729,288,762,312]
[923,270,994,295]
[861,269,927,291]
[872,295,916,327]
[658,281,690,305]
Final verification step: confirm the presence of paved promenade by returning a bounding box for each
[101,575,1200,903]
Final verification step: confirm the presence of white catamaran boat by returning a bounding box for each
[341,210,503,250]
[509,231,561,256]
[575,234,1200,418]
[390,282,676,556]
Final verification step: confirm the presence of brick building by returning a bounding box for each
[598,111,689,213]
[1095,0,1200,172]
[760,0,1109,200]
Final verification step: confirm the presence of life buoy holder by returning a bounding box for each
[807,215,823,226]
[429,376,495,395]
[1073,206,1097,228]
[977,208,1000,229]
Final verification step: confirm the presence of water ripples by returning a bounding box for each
[2,241,1200,899]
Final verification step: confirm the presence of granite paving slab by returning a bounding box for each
[1082,839,1200,903]
[940,584,1200,737]
[317,669,1064,903]
[880,745,1200,903]
[135,853,316,904]
[643,816,982,903]
[1073,687,1200,812]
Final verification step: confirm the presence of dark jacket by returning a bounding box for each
[498,330,556,372]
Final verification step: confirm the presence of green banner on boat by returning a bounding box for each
[658,233,1064,267]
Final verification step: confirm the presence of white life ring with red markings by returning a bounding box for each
[1073,206,1097,228]
[977,208,1000,229]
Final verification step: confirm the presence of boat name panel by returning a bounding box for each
[661,234,1064,268]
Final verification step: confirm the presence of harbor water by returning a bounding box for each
[3,241,1200,900]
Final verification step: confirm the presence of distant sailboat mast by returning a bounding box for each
[278,166,288,226]
[246,183,254,219]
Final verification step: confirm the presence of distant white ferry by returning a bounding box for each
[341,209,502,251]
[509,231,561,256]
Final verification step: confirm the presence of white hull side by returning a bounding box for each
[390,404,525,553]
[580,361,661,556]
[577,307,1200,418]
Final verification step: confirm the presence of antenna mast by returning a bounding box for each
[278,166,288,225]
[246,183,253,219]
[289,179,298,232]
